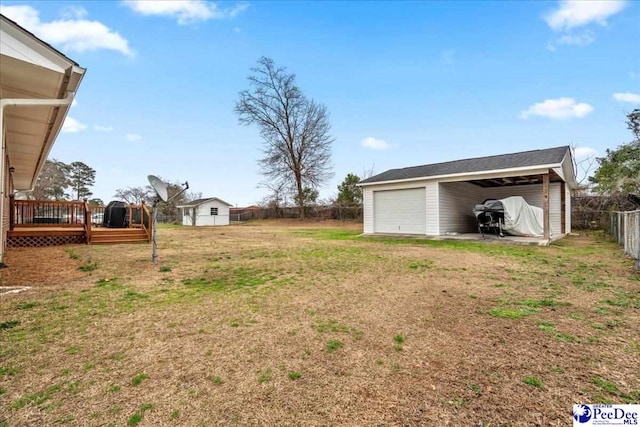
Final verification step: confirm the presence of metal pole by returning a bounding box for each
[152,203,158,263]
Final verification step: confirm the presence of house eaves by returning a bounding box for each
[1,13,86,191]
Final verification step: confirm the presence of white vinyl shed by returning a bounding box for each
[178,197,233,226]
[359,146,578,241]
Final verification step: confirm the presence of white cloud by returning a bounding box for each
[612,92,640,104]
[61,5,88,20]
[556,31,595,46]
[630,71,640,80]
[545,0,627,31]
[94,125,114,132]
[62,117,88,133]
[126,133,142,142]
[573,146,597,161]
[0,5,133,56]
[123,0,249,25]
[361,137,390,150]
[519,98,594,120]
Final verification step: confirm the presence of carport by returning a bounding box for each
[360,146,578,240]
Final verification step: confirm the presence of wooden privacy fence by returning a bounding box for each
[610,210,640,270]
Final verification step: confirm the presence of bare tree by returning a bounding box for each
[570,143,597,195]
[258,179,288,217]
[235,57,334,219]
[31,159,69,200]
[114,186,153,204]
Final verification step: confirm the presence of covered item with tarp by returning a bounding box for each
[103,201,129,228]
[472,196,544,237]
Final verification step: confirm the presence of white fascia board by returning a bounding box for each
[358,163,563,187]
[0,19,74,73]
[559,151,579,189]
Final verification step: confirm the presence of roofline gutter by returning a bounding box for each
[357,162,564,187]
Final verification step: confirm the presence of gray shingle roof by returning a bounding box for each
[360,146,570,184]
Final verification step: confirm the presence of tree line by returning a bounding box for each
[25,160,101,204]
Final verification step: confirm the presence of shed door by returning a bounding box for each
[374,188,426,234]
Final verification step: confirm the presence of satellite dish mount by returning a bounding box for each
[147,175,189,263]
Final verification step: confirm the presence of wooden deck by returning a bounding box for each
[7,199,152,247]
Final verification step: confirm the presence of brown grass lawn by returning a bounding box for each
[1,220,639,426]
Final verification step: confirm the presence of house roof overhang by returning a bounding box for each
[1,14,86,191]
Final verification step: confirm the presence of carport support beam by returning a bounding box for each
[543,171,550,240]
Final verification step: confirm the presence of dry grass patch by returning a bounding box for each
[1,223,638,425]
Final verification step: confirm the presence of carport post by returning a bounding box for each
[543,171,550,240]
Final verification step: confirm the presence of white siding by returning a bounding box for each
[482,183,562,235]
[425,181,439,235]
[363,187,374,234]
[184,200,231,226]
[374,188,426,234]
[438,182,482,234]
[565,183,571,233]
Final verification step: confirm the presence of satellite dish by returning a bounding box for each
[146,175,189,264]
[148,175,168,202]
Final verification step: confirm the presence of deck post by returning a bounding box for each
[83,199,92,244]
[543,171,550,240]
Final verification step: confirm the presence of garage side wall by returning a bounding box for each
[438,182,481,234]
[565,184,572,233]
[363,187,374,234]
[482,183,562,235]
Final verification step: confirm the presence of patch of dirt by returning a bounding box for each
[0,246,86,287]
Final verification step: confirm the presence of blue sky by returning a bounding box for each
[1,0,639,206]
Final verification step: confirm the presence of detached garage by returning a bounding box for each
[359,146,578,241]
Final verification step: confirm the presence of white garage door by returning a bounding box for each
[374,188,426,234]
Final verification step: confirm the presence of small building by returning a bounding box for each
[178,198,233,226]
[358,146,578,240]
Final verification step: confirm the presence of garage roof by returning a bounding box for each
[360,146,572,186]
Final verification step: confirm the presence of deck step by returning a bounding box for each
[90,228,149,244]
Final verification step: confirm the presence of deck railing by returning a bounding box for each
[11,199,87,228]
[140,202,152,241]
[10,199,151,232]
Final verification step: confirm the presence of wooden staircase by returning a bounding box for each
[90,228,150,244]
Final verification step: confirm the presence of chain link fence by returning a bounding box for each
[610,210,640,270]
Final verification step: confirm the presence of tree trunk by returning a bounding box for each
[295,174,305,220]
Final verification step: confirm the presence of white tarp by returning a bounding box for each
[500,196,544,237]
